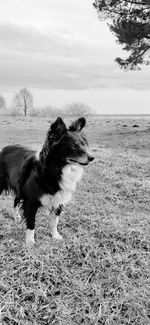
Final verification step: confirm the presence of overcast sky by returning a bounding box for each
[0,0,150,114]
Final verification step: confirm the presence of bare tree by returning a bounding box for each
[0,95,6,110]
[64,102,91,116]
[12,88,33,116]
[39,106,63,118]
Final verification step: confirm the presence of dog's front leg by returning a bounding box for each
[50,205,63,240]
[22,200,39,244]
[50,214,62,240]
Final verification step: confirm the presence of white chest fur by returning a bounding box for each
[40,164,83,209]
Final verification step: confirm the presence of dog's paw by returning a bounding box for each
[26,229,35,245]
[26,238,35,246]
[52,233,63,241]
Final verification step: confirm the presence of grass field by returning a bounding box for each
[0,115,150,325]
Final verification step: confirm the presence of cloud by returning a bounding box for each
[0,22,149,91]
[0,23,115,89]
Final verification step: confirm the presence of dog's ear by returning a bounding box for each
[50,117,67,137]
[69,117,86,132]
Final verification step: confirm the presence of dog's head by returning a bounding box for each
[47,117,95,166]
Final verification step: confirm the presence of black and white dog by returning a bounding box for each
[0,117,94,244]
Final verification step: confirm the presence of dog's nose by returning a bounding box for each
[88,155,95,162]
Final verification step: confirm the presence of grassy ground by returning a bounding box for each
[0,116,150,325]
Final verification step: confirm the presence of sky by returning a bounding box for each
[0,0,150,114]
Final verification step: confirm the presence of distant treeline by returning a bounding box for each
[0,88,91,117]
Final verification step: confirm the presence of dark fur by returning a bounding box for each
[0,117,94,236]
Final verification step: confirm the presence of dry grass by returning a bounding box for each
[0,116,150,324]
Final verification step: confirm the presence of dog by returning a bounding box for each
[0,117,94,244]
